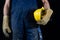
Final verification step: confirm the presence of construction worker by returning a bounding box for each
[2,0,53,40]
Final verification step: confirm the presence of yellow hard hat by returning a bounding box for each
[33,7,45,21]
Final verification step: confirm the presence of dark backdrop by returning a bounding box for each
[0,0,60,40]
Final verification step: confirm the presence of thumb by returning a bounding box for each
[7,27,11,33]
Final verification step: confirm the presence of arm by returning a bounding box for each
[37,0,53,25]
[3,0,10,16]
[2,0,11,37]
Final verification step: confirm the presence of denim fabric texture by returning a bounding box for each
[11,0,43,40]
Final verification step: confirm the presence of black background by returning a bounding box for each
[0,0,60,40]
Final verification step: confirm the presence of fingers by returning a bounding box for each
[3,26,11,37]
[3,27,9,37]
[7,27,11,33]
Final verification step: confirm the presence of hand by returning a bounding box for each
[2,25,11,37]
[39,9,53,25]
[2,16,11,37]
[42,0,50,10]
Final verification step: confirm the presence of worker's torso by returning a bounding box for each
[11,0,38,26]
[11,0,38,9]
